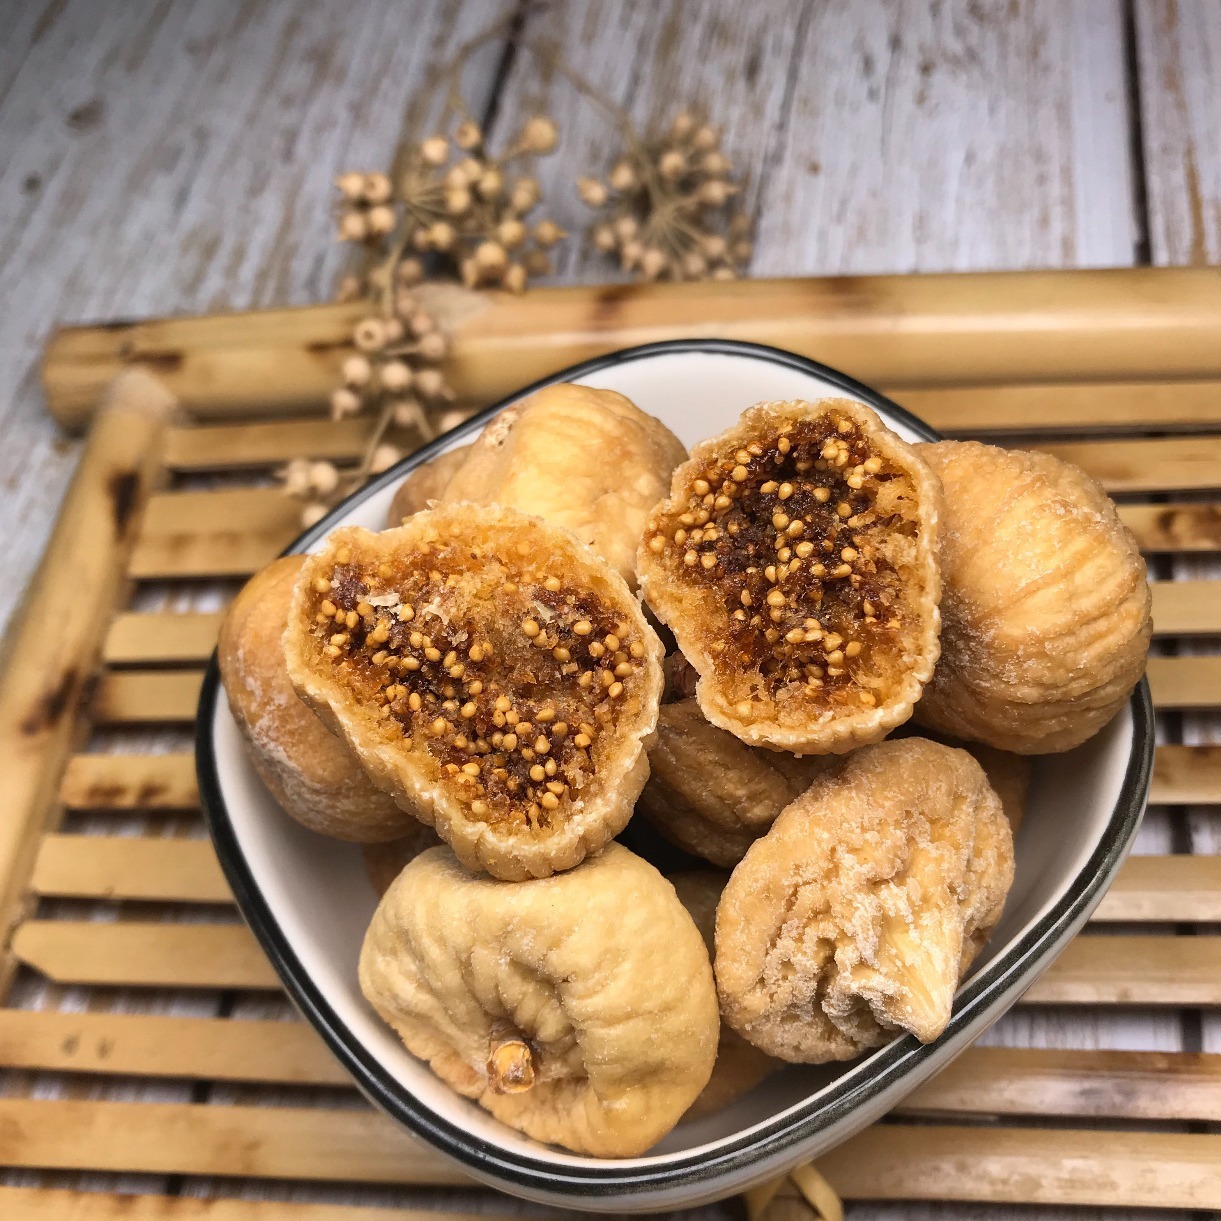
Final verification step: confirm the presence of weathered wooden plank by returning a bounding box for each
[1152,743,1221,804]
[1151,579,1221,635]
[92,670,203,725]
[164,419,374,472]
[104,612,225,666]
[29,836,231,904]
[13,919,1218,1001]
[1093,855,1221,922]
[1120,501,1221,551]
[1135,0,1221,267]
[59,753,199,811]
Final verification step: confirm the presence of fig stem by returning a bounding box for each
[487,1035,536,1094]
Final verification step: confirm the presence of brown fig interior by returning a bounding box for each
[300,539,649,830]
[645,409,925,711]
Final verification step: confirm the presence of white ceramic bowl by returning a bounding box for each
[198,340,1151,1212]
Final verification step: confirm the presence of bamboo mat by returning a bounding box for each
[3,270,1221,1218]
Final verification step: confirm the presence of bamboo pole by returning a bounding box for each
[41,268,1221,433]
[0,371,173,993]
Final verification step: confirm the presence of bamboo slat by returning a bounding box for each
[1150,580,1221,635]
[1151,743,1221,804]
[92,670,203,724]
[0,1188,515,1221]
[1092,855,1221,922]
[1145,656,1221,709]
[104,611,225,665]
[0,372,174,994]
[1036,436,1221,493]
[93,583,1217,669]
[29,835,231,903]
[59,752,198,811]
[40,268,1221,432]
[1118,501,1221,551]
[164,417,373,471]
[10,921,280,989]
[1,1098,1217,1208]
[13,920,1219,1000]
[3,1008,1219,1126]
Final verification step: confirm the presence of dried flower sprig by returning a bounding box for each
[578,111,752,282]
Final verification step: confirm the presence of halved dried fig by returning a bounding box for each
[916,440,1152,754]
[359,844,719,1156]
[218,556,415,842]
[285,505,664,880]
[433,382,687,588]
[385,442,473,526]
[640,699,833,867]
[715,738,1013,1062]
[638,399,942,753]
[670,870,779,1118]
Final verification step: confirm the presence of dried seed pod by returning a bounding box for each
[359,844,718,1155]
[715,739,1014,1062]
[286,506,664,880]
[436,383,686,591]
[218,557,415,842]
[640,699,833,867]
[916,441,1152,754]
[384,443,474,526]
[669,870,779,1119]
[362,820,444,897]
[638,399,943,753]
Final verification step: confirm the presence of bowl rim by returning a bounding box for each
[197,337,1153,1201]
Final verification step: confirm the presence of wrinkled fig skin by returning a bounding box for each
[217,556,415,843]
[385,443,474,526]
[715,739,1014,1063]
[670,871,779,1118]
[640,699,834,867]
[916,440,1152,754]
[638,398,943,754]
[426,382,687,589]
[359,845,720,1156]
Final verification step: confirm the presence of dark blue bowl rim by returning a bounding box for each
[196,337,1153,1199]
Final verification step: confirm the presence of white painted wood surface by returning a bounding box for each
[1,1,1218,1218]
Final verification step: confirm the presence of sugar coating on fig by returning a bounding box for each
[640,699,834,867]
[218,556,415,842]
[359,844,719,1156]
[715,738,1014,1063]
[638,399,942,753]
[916,440,1152,754]
[285,505,663,881]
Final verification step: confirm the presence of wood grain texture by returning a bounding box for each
[59,753,199,811]
[104,612,226,665]
[1136,0,1221,265]
[30,836,231,904]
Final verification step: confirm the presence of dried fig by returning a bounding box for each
[715,738,1014,1062]
[363,820,444,896]
[640,699,833,867]
[360,844,719,1156]
[916,440,1152,754]
[218,556,414,842]
[435,382,687,588]
[965,742,1030,834]
[385,442,473,526]
[285,505,664,880]
[670,870,778,1118]
[639,399,942,753]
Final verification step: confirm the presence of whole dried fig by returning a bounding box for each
[385,442,473,526]
[715,738,1013,1062]
[916,440,1151,754]
[360,844,719,1156]
[638,399,942,753]
[640,699,833,867]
